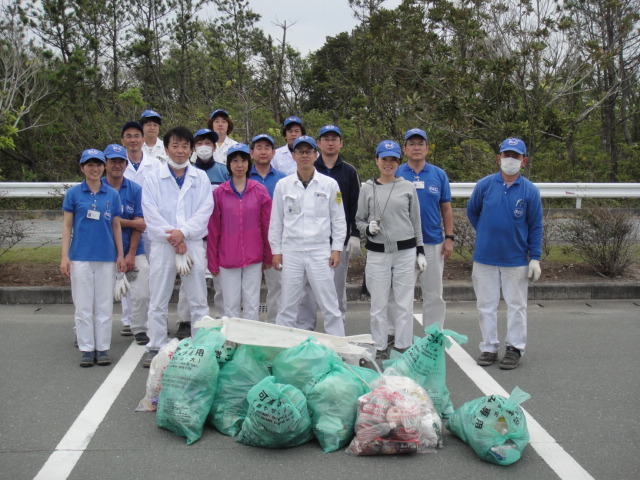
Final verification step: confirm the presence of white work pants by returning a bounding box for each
[366,249,416,351]
[472,262,528,354]
[418,242,446,327]
[276,249,345,336]
[147,240,209,350]
[219,263,262,321]
[71,261,116,352]
[126,254,150,334]
[297,250,349,330]
[177,273,223,323]
[263,267,281,324]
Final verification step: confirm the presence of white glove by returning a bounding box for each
[346,236,361,259]
[114,272,131,302]
[368,220,380,235]
[175,253,194,276]
[528,259,541,282]
[416,253,427,273]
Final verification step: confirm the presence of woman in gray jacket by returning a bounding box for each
[356,140,425,359]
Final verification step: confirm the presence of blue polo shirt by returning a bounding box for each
[62,181,122,261]
[396,162,452,244]
[249,165,286,198]
[467,172,543,267]
[102,177,144,256]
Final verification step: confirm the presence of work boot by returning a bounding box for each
[142,349,159,368]
[121,325,133,336]
[80,351,95,368]
[499,346,522,370]
[477,351,498,366]
[96,351,111,366]
[134,332,150,345]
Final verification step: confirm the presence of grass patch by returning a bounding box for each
[0,246,61,263]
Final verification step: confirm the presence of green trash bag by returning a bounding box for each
[446,387,531,465]
[304,362,372,453]
[156,328,222,444]
[383,322,467,418]
[236,376,313,448]
[272,337,342,391]
[209,344,281,437]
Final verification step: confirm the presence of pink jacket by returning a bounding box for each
[207,179,272,272]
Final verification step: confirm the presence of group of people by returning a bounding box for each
[61,108,543,372]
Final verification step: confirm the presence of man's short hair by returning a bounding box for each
[163,126,194,149]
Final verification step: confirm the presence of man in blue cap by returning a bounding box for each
[103,144,150,346]
[249,133,286,323]
[268,135,347,336]
[396,128,453,331]
[140,109,167,163]
[467,137,543,370]
[272,116,306,176]
[296,125,361,329]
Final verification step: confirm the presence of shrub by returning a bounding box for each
[452,214,475,261]
[560,208,638,277]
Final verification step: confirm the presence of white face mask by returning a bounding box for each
[168,158,189,170]
[195,145,213,160]
[500,156,522,176]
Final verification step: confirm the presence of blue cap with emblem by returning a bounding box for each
[376,140,401,159]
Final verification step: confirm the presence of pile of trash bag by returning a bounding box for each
[139,318,531,464]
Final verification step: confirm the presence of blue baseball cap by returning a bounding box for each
[404,128,428,142]
[376,140,401,159]
[121,121,143,136]
[499,137,527,155]
[283,116,303,127]
[80,149,106,164]
[293,135,317,150]
[140,110,162,124]
[226,143,251,159]
[104,144,128,160]
[209,109,229,119]
[251,133,275,148]
[194,128,219,143]
[318,124,342,138]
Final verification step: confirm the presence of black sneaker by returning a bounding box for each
[96,351,111,366]
[134,332,150,345]
[142,349,159,368]
[80,351,95,367]
[175,322,191,340]
[121,325,133,336]
[499,346,521,370]
[477,351,498,366]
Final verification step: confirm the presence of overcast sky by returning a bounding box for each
[205,0,402,56]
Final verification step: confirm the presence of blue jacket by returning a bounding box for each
[467,172,543,267]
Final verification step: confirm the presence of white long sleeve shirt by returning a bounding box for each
[271,145,297,176]
[269,169,346,254]
[142,138,168,164]
[142,164,214,243]
[213,136,239,165]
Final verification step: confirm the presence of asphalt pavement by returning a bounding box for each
[1,299,638,480]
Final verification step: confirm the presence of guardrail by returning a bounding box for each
[1,182,640,208]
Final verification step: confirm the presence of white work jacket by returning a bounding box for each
[124,152,160,187]
[269,169,346,254]
[271,145,297,176]
[142,164,214,243]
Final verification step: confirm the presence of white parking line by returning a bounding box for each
[34,343,145,480]
[413,314,594,480]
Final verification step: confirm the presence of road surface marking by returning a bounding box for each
[414,313,594,480]
[34,342,144,480]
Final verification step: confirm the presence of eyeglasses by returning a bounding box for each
[294,149,315,157]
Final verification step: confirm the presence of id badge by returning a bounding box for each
[288,204,301,215]
[87,210,101,220]
[414,181,425,189]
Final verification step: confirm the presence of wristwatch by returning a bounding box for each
[445,235,455,241]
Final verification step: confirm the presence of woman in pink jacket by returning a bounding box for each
[207,143,272,320]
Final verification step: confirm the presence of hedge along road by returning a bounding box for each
[1,299,638,480]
